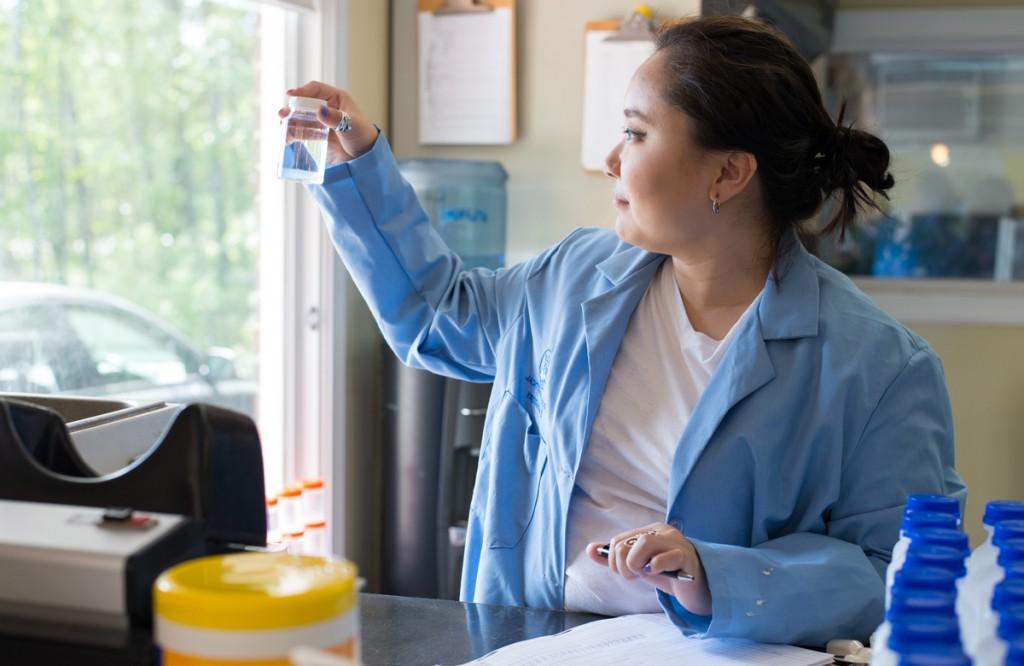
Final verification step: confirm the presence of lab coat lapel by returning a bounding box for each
[578,250,663,470]
[666,316,775,510]
[666,240,820,513]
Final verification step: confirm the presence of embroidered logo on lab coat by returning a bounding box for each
[525,349,552,412]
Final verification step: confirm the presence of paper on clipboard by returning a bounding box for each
[418,5,515,145]
[580,26,655,171]
[444,613,834,666]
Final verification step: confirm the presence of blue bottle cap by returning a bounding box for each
[906,495,961,519]
[899,649,971,666]
[906,528,970,556]
[905,544,967,578]
[994,521,1024,548]
[998,606,1024,640]
[887,590,957,620]
[903,511,959,534]
[1000,540,1024,568]
[889,615,961,654]
[984,500,1024,527]
[1007,639,1024,666]
[894,566,958,594]
[1005,562,1024,581]
[994,579,1024,611]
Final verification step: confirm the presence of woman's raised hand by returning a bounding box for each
[279,81,378,165]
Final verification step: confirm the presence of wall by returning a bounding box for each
[390,0,702,265]
[383,0,1022,553]
[908,324,1024,546]
[340,0,390,592]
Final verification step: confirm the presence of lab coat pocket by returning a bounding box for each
[483,391,549,550]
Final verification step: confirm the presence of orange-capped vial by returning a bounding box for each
[302,478,325,525]
[155,552,359,665]
[305,520,327,556]
[265,496,281,544]
[279,485,303,535]
[284,530,306,555]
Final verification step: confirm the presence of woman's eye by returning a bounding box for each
[622,127,643,141]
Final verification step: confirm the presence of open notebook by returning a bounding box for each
[445,612,834,666]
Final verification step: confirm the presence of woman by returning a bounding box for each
[285,16,964,645]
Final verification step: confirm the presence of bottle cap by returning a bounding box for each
[893,566,958,594]
[995,521,1024,548]
[280,485,303,498]
[887,590,957,621]
[1007,639,1024,666]
[906,495,961,519]
[632,4,654,19]
[906,528,969,556]
[904,544,966,578]
[984,500,1024,527]
[994,579,1024,611]
[1000,540,1024,567]
[902,511,958,534]
[888,615,960,654]
[898,649,970,666]
[998,607,1024,640]
[288,95,325,111]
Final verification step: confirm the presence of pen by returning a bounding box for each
[596,544,695,582]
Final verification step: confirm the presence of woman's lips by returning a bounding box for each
[613,195,630,208]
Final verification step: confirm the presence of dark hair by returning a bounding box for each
[654,16,894,248]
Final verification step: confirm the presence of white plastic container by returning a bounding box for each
[279,485,304,535]
[974,607,1024,666]
[886,511,960,608]
[302,479,325,525]
[871,614,961,666]
[155,552,360,665]
[962,524,1024,654]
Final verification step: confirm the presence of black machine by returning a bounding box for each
[0,395,267,666]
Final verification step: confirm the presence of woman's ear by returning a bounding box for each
[712,151,758,205]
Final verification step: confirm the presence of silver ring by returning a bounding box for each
[335,111,352,133]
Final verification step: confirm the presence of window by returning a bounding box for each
[818,53,1024,282]
[0,0,264,410]
[0,0,319,495]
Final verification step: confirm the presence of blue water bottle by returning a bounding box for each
[398,158,508,270]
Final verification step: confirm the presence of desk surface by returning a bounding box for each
[360,593,606,666]
[0,592,604,666]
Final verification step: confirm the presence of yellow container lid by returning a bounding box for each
[155,552,358,630]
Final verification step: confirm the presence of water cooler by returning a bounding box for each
[381,159,507,599]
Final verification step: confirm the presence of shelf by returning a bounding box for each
[852,277,1024,327]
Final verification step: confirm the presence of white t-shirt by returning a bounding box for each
[563,259,760,615]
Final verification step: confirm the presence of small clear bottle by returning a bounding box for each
[279,96,329,184]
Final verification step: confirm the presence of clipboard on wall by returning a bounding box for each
[580,14,657,171]
[417,0,517,145]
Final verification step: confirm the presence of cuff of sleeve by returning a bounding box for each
[659,538,739,637]
[320,127,386,185]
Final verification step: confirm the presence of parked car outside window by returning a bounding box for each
[0,282,256,417]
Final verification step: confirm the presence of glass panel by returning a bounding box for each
[63,305,196,389]
[818,53,1024,280]
[0,0,264,414]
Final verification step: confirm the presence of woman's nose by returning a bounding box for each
[604,142,622,179]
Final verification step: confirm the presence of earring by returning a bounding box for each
[712,198,721,215]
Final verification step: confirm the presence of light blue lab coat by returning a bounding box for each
[308,132,966,646]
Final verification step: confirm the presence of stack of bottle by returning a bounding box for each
[871,496,1024,665]
[265,478,328,555]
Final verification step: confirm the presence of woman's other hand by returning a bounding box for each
[586,522,712,616]
[279,81,378,165]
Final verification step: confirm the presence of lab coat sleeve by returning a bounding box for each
[658,347,965,646]
[305,132,552,381]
